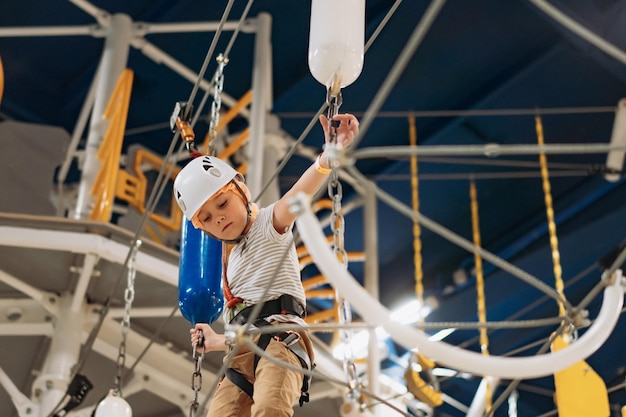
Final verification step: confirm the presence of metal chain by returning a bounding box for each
[207,54,228,156]
[189,332,206,417]
[325,88,361,401]
[114,240,141,394]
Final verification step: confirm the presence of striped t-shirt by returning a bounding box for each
[225,203,306,323]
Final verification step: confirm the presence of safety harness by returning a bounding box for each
[215,186,313,406]
[224,294,313,407]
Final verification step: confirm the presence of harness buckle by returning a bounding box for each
[276,331,300,347]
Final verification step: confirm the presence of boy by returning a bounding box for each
[173,113,358,417]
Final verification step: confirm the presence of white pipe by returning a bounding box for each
[57,65,99,188]
[364,186,381,402]
[528,0,626,66]
[293,192,624,379]
[0,26,98,37]
[0,268,51,307]
[67,0,111,27]
[136,21,256,34]
[74,13,132,220]
[0,366,37,417]
[248,12,272,201]
[0,226,178,286]
[71,253,99,312]
[466,377,500,417]
[106,307,181,319]
[0,323,53,336]
[605,98,626,182]
[34,295,84,417]
[353,143,618,159]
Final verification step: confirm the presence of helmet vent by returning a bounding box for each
[201,157,223,178]
[175,190,186,211]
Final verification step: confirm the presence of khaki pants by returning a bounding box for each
[207,331,314,417]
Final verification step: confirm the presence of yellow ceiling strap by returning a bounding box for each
[469,180,493,410]
[535,115,567,316]
[408,115,425,324]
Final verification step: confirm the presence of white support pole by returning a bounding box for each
[73,13,132,220]
[32,294,86,417]
[528,0,626,66]
[0,366,37,417]
[466,377,500,417]
[0,268,54,310]
[247,12,273,203]
[71,253,99,312]
[606,98,626,182]
[363,184,382,409]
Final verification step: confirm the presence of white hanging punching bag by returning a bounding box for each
[308,0,365,92]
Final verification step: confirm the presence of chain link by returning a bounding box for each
[207,54,228,156]
[186,51,226,417]
[189,331,206,417]
[114,240,141,394]
[325,88,361,401]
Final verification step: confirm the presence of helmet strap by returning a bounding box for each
[221,180,255,245]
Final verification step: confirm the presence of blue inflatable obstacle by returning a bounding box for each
[178,218,224,325]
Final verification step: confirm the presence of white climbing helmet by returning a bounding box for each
[173,155,241,220]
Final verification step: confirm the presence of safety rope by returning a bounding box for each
[469,180,492,409]
[408,115,424,324]
[534,115,567,318]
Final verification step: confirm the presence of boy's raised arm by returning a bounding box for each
[272,113,358,233]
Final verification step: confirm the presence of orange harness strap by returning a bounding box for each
[221,242,243,308]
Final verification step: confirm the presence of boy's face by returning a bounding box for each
[194,189,248,241]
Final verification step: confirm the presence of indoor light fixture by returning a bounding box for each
[94,389,132,417]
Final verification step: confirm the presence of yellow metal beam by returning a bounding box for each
[90,69,134,222]
[552,334,609,417]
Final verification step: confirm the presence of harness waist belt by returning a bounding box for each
[229,294,305,326]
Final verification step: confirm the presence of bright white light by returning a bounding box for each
[332,328,389,361]
[429,328,456,341]
[390,300,432,324]
[332,301,432,360]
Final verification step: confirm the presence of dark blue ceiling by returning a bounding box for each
[1,1,625,416]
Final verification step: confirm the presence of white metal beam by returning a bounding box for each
[0,226,178,287]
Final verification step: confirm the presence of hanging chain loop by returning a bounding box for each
[325,87,360,401]
[114,239,141,395]
[186,52,225,417]
[189,330,206,417]
[207,53,229,156]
